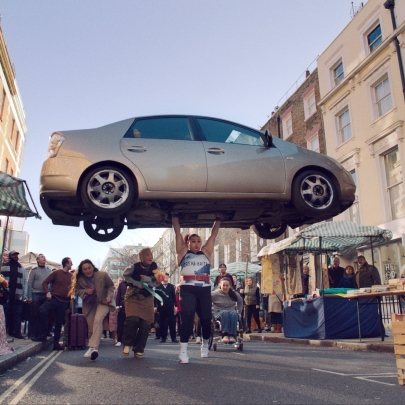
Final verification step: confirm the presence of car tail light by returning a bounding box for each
[47,132,65,158]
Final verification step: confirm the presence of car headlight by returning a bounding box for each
[47,132,65,158]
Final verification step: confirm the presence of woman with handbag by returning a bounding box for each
[70,259,116,361]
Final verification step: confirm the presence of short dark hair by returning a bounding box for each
[357,255,365,260]
[165,272,169,276]
[62,257,71,267]
[219,263,227,268]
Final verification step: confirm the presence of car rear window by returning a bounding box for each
[196,118,263,146]
[124,117,193,140]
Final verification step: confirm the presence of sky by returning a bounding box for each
[0,0,359,268]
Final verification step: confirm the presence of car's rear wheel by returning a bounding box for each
[251,223,287,239]
[292,170,338,216]
[81,166,135,218]
[83,216,124,242]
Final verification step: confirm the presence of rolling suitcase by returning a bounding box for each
[68,303,87,350]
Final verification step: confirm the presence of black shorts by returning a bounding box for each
[180,285,212,320]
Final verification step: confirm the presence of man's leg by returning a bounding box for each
[133,318,151,354]
[53,300,69,347]
[12,300,23,337]
[37,298,56,341]
[168,310,177,341]
[159,309,168,341]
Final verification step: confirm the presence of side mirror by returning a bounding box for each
[260,129,273,148]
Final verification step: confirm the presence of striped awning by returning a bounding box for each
[258,220,393,257]
[210,261,261,279]
[0,171,40,218]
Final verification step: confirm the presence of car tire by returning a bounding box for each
[81,166,135,218]
[292,170,338,216]
[83,217,124,242]
[251,223,287,239]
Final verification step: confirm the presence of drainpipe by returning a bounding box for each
[384,0,405,101]
[276,115,281,138]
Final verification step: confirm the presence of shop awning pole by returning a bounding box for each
[1,216,9,265]
[370,237,375,266]
[320,236,324,297]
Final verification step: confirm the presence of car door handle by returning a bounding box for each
[127,146,147,153]
[207,148,225,155]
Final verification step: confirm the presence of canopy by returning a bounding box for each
[258,221,393,257]
[0,171,40,218]
[210,261,261,279]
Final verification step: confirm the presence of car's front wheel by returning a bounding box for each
[291,170,338,216]
[81,166,135,218]
[251,223,287,239]
[83,217,124,242]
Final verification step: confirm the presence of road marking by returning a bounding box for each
[313,368,397,386]
[0,350,61,404]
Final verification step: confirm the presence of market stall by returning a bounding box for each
[258,221,393,340]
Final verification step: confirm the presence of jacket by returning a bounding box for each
[1,262,28,300]
[355,263,381,288]
[75,271,116,311]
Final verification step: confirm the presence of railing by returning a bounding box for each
[381,294,405,325]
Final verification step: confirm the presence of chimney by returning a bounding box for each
[306,70,310,78]
[271,111,274,116]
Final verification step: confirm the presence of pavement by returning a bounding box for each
[0,330,395,375]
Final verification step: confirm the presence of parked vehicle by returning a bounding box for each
[40,115,355,241]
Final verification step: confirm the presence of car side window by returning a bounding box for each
[124,117,193,140]
[196,118,263,146]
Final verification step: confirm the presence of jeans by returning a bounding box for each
[39,297,69,344]
[5,299,23,336]
[28,293,46,338]
[245,304,261,331]
[159,307,176,341]
[214,310,239,335]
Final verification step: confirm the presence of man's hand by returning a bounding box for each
[105,297,111,304]
[27,299,32,303]
[46,292,51,300]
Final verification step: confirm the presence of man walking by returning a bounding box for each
[27,254,52,340]
[154,273,178,343]
[33,257,73,350]
[1,251,28,338]
[328,257,345,288]
[356,255,381,287]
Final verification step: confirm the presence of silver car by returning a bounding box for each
[40,115,355,242]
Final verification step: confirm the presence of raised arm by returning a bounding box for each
[172,213,187,264]
[201,217,222,258]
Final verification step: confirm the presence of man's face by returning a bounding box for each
[219,265,226,275]
[66,259,73,270]
[303,267,309,274]
[358,257,366,266]
[2,252,9,262]
[332,258,340,268]
[9,253,19,262]
[163,275,169,284]
[37,255,46,267]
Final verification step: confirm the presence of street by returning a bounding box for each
[0,337,403,404]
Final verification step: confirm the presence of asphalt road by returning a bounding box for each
[0,336,403,404]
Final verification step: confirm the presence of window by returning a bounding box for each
[349,170,360,223]
[368,25,382,53]
[196,118,263,146]
[214,245,219,268]
[333,62,344,86]
[384,147,405,220]
[223,243,230,264]
[0,90,5,120]
[14,131,20,152]
[307,134,320,153]
[374,76,392,118]
[282,114,293,138]
[124,117,193,140]
[10,119,15,141]
[337,108,352,145]
[235,239,242,262]
[303,90,316,120]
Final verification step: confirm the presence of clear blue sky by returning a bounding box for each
[0,0,357,267]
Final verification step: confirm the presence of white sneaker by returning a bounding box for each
[115,341,122,347]
[195,337,201,344]
[179,351,189,364]
[201,343,209,358]
[84,347,95,358]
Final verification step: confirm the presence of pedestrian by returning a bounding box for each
[244,277,262,334]
[328,257,345,288]
[355,256,381,288]
[337,265,357,288]
[34,257,73,350]
[71,259,116,360]
[269,292,283,333]
[1,251,8,266]
[214,264,235,289]
[27,254,51,340]
[114,278,127,347]
[154,273,178,343]
[1,250,28,339]
[121,248,164,359]
[302,265,310,295]
[172,212,221,364]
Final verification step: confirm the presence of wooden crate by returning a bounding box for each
[392,314,405,386]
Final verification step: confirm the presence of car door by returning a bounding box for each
[120,116,207,192]
[195,117,285,194]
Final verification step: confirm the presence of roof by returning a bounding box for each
[258,221,393,257]
[19,252,62,272]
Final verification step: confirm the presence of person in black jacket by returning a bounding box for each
[154,273,178,343]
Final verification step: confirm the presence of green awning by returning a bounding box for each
[0,171,40,218]
[258,221,393,257]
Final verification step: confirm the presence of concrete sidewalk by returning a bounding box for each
[0,337,53,374]
[244,331,395,353]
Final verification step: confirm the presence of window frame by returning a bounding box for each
[333,60,344,86]
[335,106,353,146]
[371,74,393,120]
[306,132,320,153]
[367,24,382,53]
[303,89,316,121]
[282,112,293,139]
[0,89,5,120]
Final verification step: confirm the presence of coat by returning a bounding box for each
[269,294,283,314]
[75,271,116,312]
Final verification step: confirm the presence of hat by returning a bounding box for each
[9,250,19,256]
